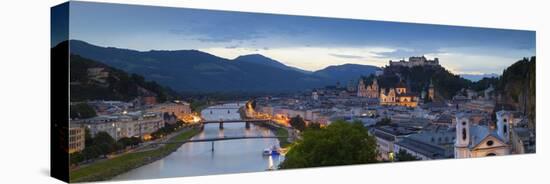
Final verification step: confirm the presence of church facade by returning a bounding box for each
[379,81,419,107]
[357,79,379,98]
[454,111,515,158]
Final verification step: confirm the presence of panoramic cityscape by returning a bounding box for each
[59,2,536,182]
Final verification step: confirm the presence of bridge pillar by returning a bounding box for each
[219,122,224,130]
[245,122,250,129]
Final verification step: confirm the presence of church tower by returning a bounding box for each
[455,113,470,158]
[367,79,379,98]
[372,79,378,91]
[357,79,366,97]
[428,80,435,101]
[496,110,513,143]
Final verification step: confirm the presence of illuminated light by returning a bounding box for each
[389,152,395,161]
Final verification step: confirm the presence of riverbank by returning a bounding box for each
[252,122,292,148]
[69,128,201,183]
[238,107,293,148]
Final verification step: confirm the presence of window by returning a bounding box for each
[462,128,467,141]
[486,153,496,156]
[486,140,494,146]
[462,122,466,126]
[503,125,507,134]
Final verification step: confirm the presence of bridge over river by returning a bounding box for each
[112,102,286,180]
[199,119,272,129]
[153,135,287,151]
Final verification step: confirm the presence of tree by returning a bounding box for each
[84,128,93,146]
[81,146,99,162]
[93,132,116,157]
[117,137,142,149]
[70,103,97,119]
[280,120,378,169]
[395,149,420,161]
[307,122,322,130]
[289,115,306,132]
[70,152,84,165]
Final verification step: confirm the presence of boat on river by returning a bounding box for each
[262,145,280,156]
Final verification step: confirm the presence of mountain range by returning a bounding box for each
[460,73,500,82]
[69,40,380,92]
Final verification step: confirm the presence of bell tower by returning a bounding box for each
[496,110,513,143]
[455,113,470,158]
[357,79,366,97]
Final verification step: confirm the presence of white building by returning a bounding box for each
[148,101,191,120]
[454,112,511,158]
[74,111,164,141]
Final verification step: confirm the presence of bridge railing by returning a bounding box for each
[152,135,287,144]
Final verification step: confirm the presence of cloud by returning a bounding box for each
[225,45,239,49]
[372,48,444,59]
[329,53,366,59]
[169,28,266,43]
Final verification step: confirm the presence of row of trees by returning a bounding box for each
[151,122,182,139]
[289,115,323,132]
[70,130,138,165]
[70,121,184,165]
[70,103,97,119]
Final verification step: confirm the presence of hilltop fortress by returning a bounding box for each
[389,56,440,68]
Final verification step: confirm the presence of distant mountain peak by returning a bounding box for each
[313,64,381,84]
[234,54,279,63]
[236,53,267,58]
[69,40,383,92]
[460,73,500,82]
[233,54,311,74]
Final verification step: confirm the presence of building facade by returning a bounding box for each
[454,112,511,158]
[379,81,419,107]
[148,101,191,120]
[69,126,85,154]
[357,79,379,98]
[74,111,164,141]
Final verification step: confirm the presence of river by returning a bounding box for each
[112,102,283,180]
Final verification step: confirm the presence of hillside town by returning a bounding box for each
[67,55,536,180]
[249,56,536,161]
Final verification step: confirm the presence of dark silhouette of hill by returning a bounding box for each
[69,40,380,92]
[52,41,179,102]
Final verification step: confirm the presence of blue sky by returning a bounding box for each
[68,1,535,74]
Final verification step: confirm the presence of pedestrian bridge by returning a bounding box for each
[200,119,271,124]
[200,119,271,129]
[153,135,287,151]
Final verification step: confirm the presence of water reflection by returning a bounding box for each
[112,103,282,181]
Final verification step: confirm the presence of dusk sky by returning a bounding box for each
[68,1,535,75]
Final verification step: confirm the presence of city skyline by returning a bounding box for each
[54,2,536,182]
[66,1,535,75]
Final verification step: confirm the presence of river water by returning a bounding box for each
[112,102,283,180]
